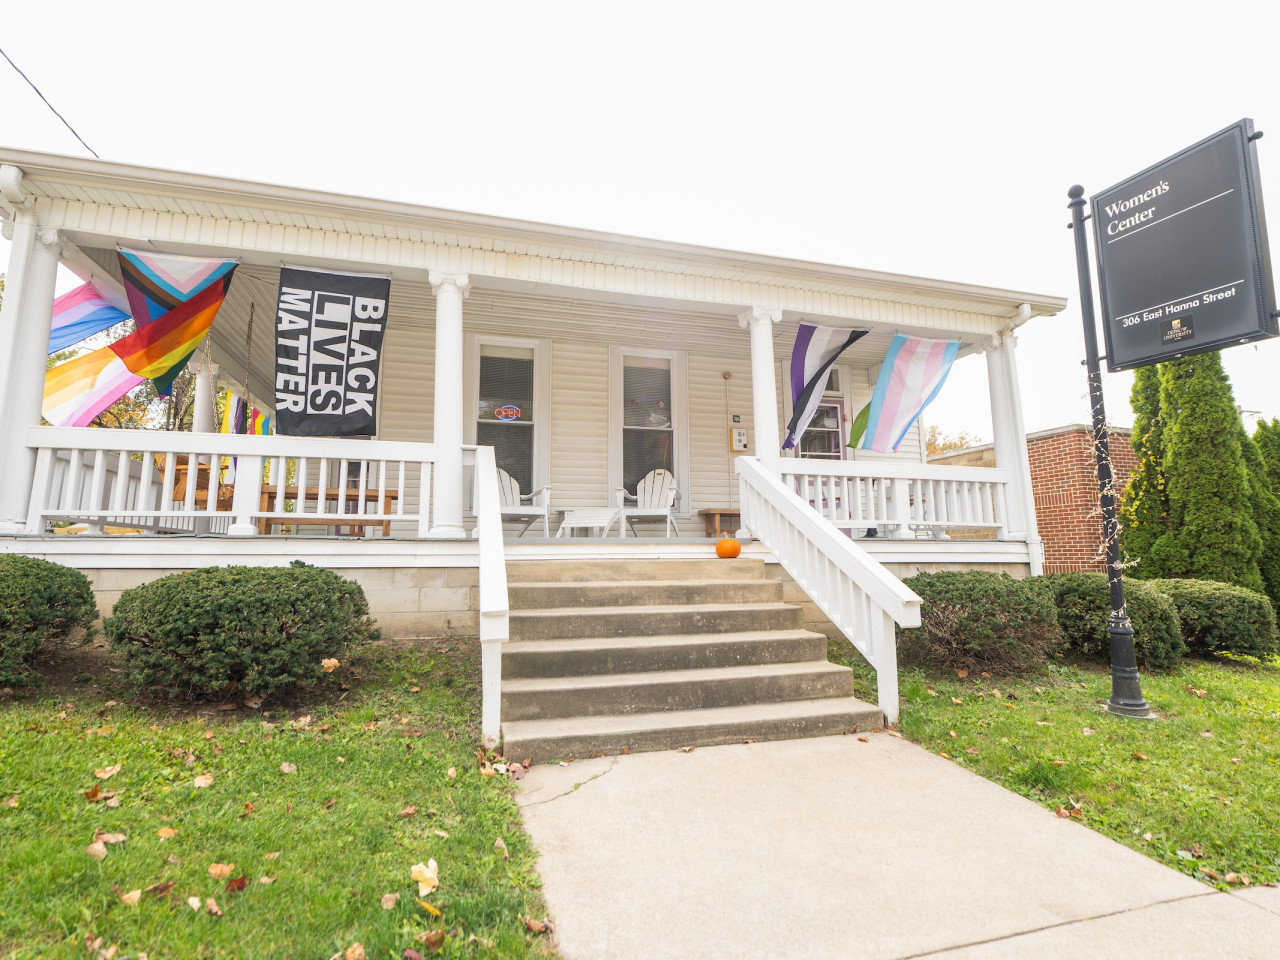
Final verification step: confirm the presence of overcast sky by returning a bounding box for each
[3,1,1278,442]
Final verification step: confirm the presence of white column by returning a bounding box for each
[192,359,218,435]
[428,271,469,538]
[739,307,784,474]
[985,331,1043,574]
[0,224,61,534]
[1001,329,1043,574]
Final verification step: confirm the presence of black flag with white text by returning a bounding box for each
[274,266,390,436]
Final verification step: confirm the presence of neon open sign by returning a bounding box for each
[495,405,522,421]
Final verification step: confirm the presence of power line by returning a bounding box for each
[0,44,99,158]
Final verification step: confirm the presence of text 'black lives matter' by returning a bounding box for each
[274,266,390,436]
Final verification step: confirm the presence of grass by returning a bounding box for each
[0,640,556,959]
[829,640,1280,888]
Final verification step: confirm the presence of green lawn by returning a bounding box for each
[0,641,556,959]
[830,641,1280,887]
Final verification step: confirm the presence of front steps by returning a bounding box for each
[500,558,881,761]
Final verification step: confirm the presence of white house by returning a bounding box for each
[0,149,1066,752]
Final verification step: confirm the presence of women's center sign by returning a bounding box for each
[1092,119,1277,371]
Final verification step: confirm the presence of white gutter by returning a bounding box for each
[0,163,33,213]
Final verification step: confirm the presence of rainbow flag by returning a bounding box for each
[42,346,145,427]
[108,278,230,382]
[248,407,270,435]
[856,335,960,453]
[118,249,238,328]
[48,281,130,353]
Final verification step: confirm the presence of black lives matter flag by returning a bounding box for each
[274,266,390,436]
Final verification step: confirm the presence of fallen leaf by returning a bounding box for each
[244,695,264,709]
[416,930,446,950]
[119,889,141,906]
[193,774,214,788]
[240,802,255,818]
[217,703,237,712]
[259,876,275,884]
[321,658,340,673]
[1231,758,1243,763]
[433,829,450,839]
[97,831,128,844]
[187,896,202,912]
[948,730,957,738]
[344,944,366,960]
[84,784,101,802]
[410,686,421,693]
[1201,731,1214,738]
[509,762,526,779]
[479,763,496,779]
[337,757,346,763]
[446,767,457,779]
[857,736,870,743]
[104,700,120,707]
[264,851,281,861]
[522,916,548,934]
[965,747,979,756]
[495,837,509,859]
[1,795,17,808]
[411,860,439,895]
[1051,760,1068,767]
[1082,727,1096,736]
[981,671,992,678]
[1225,873,1241,884]
[1203,868,1221,880]
[104,795,120,808]
[924,685,938,697]
[417,898,442,916]
[951,697,962,705]
[208,863,235,880]
[381,892,400,910]
[1132,753,1148,761]
[956,668,969,678]
[1035,721,1053,727]
[991,689,1002,698]
[280,763,297,774]
[94,764,122,780]
[225,875,248,893]
[204,730,215,740]
[678,746,696,753]
[205,897,223,917]
[400,805,418,818]
[86,841,107,860]
[1055,806,1070,819]
[145,881,174,897]
[1142,832,1153,842]
[939,750,951,759]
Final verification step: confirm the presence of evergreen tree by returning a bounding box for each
[1119,364,1169,577]
[1254,418,1280,492]
[1240,429,1280,609]
[1147,353,1264,593]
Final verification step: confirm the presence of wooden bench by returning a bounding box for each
[256,485,399,536]
[698,508,741,538]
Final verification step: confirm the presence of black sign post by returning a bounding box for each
[1093,119,1276,371]
[1068,185,1151,719]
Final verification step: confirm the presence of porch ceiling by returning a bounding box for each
[80,245,959,409]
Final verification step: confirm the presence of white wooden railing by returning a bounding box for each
[737,456,921,723]
[781,459,1010,541]
[25,426,436,537]
[468,445,510,749]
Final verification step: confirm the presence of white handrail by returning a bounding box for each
[737,456,921,724]
[467,445,509,749]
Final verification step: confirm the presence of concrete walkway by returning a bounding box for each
[516,734,1280,959]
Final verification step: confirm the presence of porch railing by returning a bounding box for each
[468,445,510,749]
[737,456,921,723]
[781,458,1010,541]
[25,426,436,537]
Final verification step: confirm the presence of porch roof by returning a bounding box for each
[0,146,1066,320]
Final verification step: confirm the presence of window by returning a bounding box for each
[622,355,673,490]
[798,399,846,460]
[476,344,535,492]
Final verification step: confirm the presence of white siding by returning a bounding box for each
[547,341,610,512]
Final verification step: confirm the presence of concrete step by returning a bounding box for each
[510,602,802,641]
[502,629,829,678]
[506,558,765,584]
[502,660,853,721]
[502,696,883,762]
[508,579,783,610]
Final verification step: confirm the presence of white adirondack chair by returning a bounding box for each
[615,468,679,537]
[496,467,552,537]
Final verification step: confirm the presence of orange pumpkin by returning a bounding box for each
[715,535,741,559]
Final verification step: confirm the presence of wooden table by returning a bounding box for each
[556,508,622,538]
[257,485,399,536]
[698,508,741,538]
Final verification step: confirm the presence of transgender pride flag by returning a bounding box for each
[859,335,960,453]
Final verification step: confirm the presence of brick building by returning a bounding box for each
[931,424,1137,574]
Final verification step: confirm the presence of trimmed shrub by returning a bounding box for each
[1147,578,1279,659]
[1044,572,1185,670]
[898,571,1062,675]
[0,555,98,686]
[106,562,378,698]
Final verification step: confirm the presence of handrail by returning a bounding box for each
[782,458,1009,483]
[737,456,921,723]
[467,445,510,749]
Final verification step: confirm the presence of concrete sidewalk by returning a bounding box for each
[516,734,1280,959]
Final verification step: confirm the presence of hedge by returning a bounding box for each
[1147,578,1279,659]
[105,562,378,698]
[0,555,98,686]
[1044,572,1186,671]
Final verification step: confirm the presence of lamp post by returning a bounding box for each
[1067,184,1151,718]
